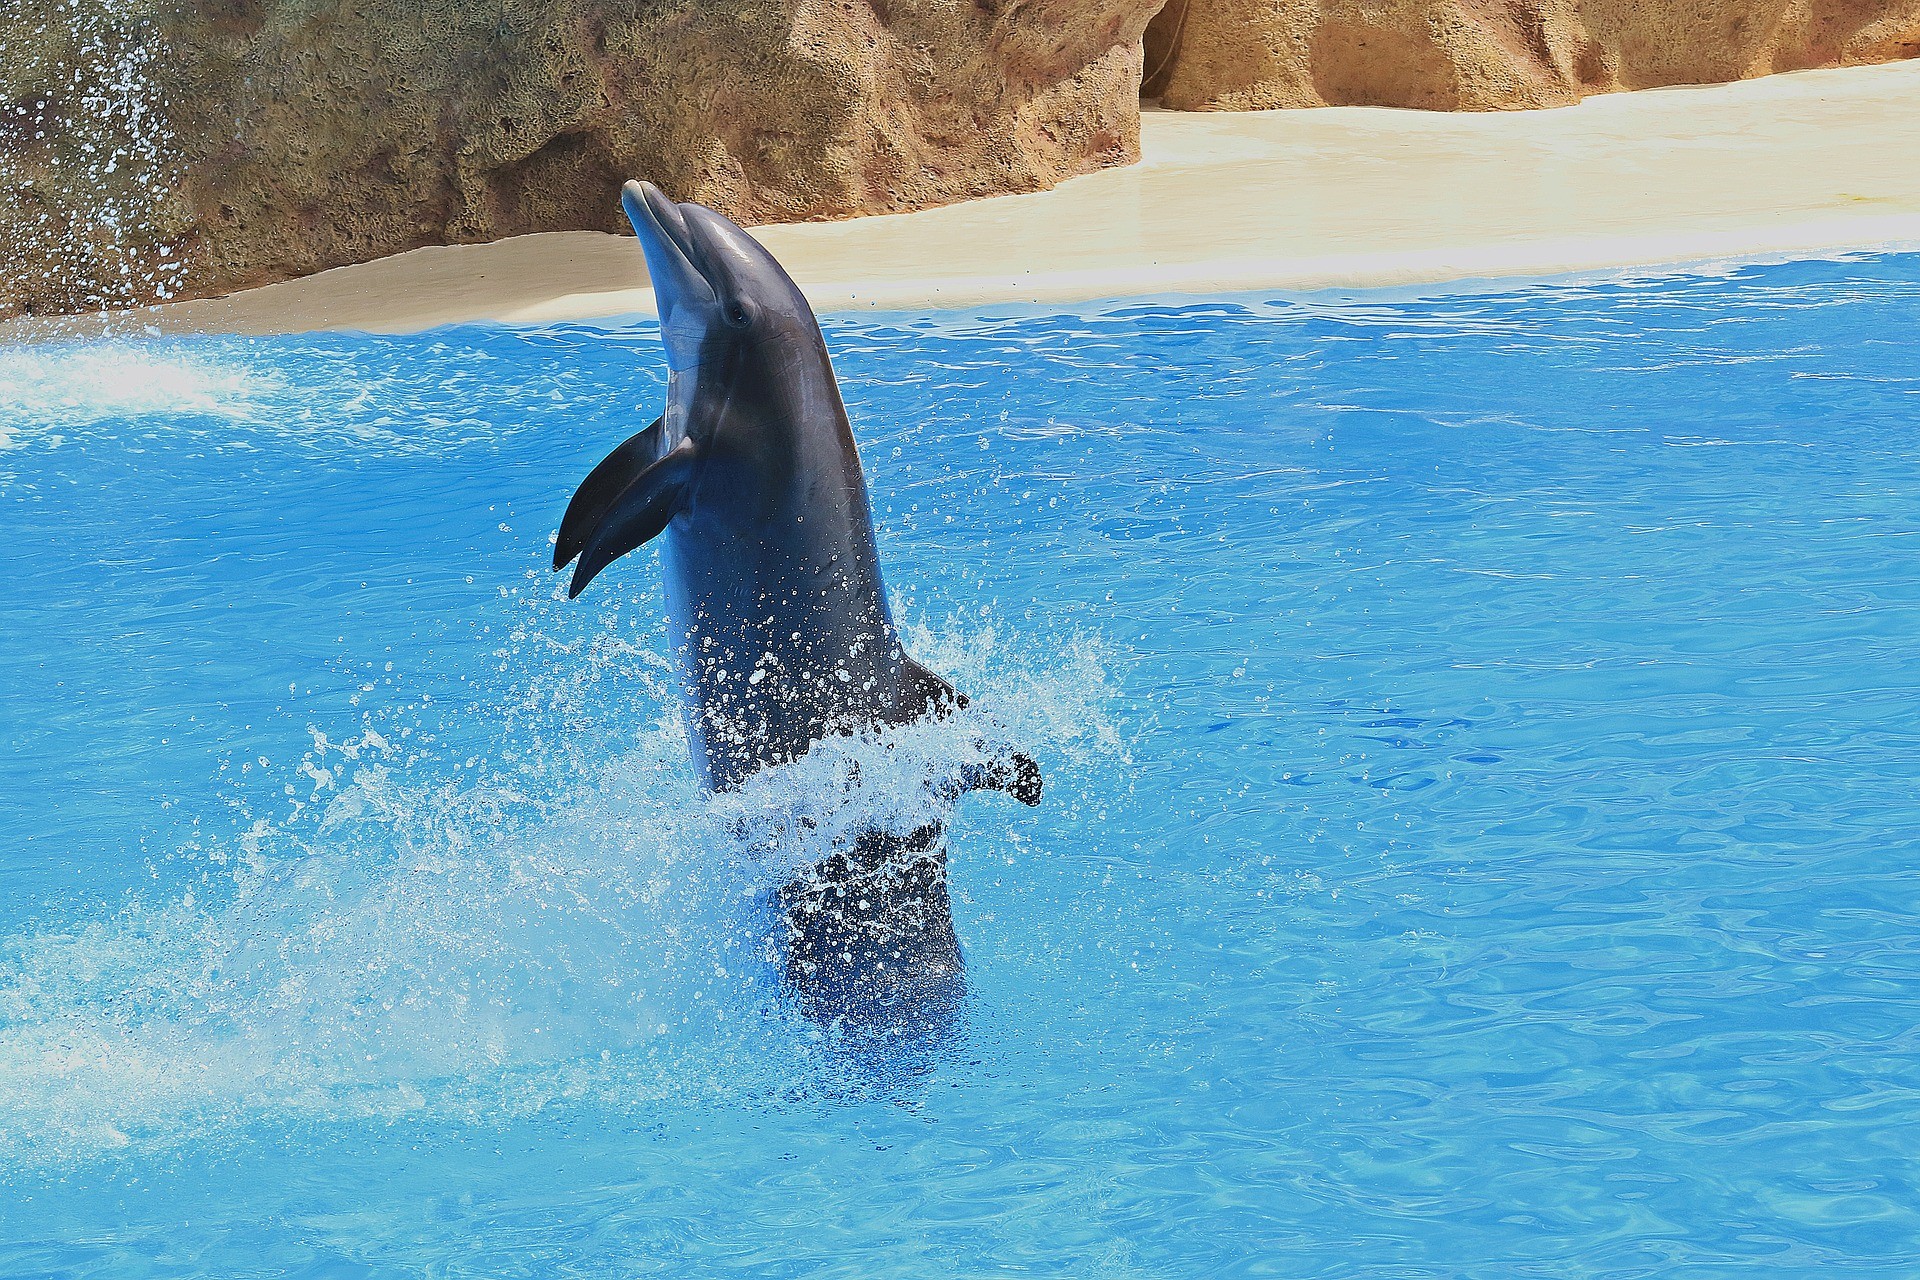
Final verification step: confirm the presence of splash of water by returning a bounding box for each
[0,0,185,320]
[0,332,576,460]
[0,341,278,445]
[0,620,1123,1167]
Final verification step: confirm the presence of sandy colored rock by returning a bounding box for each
[1144,0,1920,110]
[9,0,1920,321]
[1,58,1898,343]
[1,0,1162,317]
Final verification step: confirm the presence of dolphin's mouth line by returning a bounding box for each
[624,180,716,310]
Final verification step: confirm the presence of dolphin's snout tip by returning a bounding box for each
[624,180,676,210]
[621,180,692,252]
[621,179,661,209]
[620,180,665,229]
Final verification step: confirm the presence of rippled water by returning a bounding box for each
[4,256,1920,1275]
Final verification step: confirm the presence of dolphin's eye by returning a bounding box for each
[723,300,751,330]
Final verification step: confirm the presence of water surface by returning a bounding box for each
[4,257,1920,1276]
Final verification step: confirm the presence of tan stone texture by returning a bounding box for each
[9,1,1920,319]
[1,0,1162,316]
[1144,0,1920,111]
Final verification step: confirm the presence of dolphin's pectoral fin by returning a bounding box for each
[959,752,1043,807]
[566,437,699,598]
[555,416,666,570]
[899,656,1043,807]
[900,655,967,719]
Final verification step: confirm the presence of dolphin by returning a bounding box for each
[554,180,1040,1024]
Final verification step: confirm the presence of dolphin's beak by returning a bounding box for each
[622,180,715,365]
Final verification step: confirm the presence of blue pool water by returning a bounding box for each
[4,256,1920,1275]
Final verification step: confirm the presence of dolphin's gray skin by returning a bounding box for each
[555,180,1039,1024]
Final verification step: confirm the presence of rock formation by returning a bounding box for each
[1144,0,1920,111]
[1,0,1163,317]
[5,1,1918,317]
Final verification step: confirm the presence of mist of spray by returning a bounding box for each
[0,0,185,320]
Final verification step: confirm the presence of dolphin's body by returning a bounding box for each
[555,181,1038,1023]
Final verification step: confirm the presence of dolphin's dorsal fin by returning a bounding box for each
[567,437,700,598]
[555,416,665,571]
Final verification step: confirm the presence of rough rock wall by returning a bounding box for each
[1144,0,1920,110]
[0,3,193,316]
[1,0,1161,317]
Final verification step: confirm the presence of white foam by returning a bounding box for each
[0,341,279,441]
[0,622,1123,1166]
[0,335,552,460]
